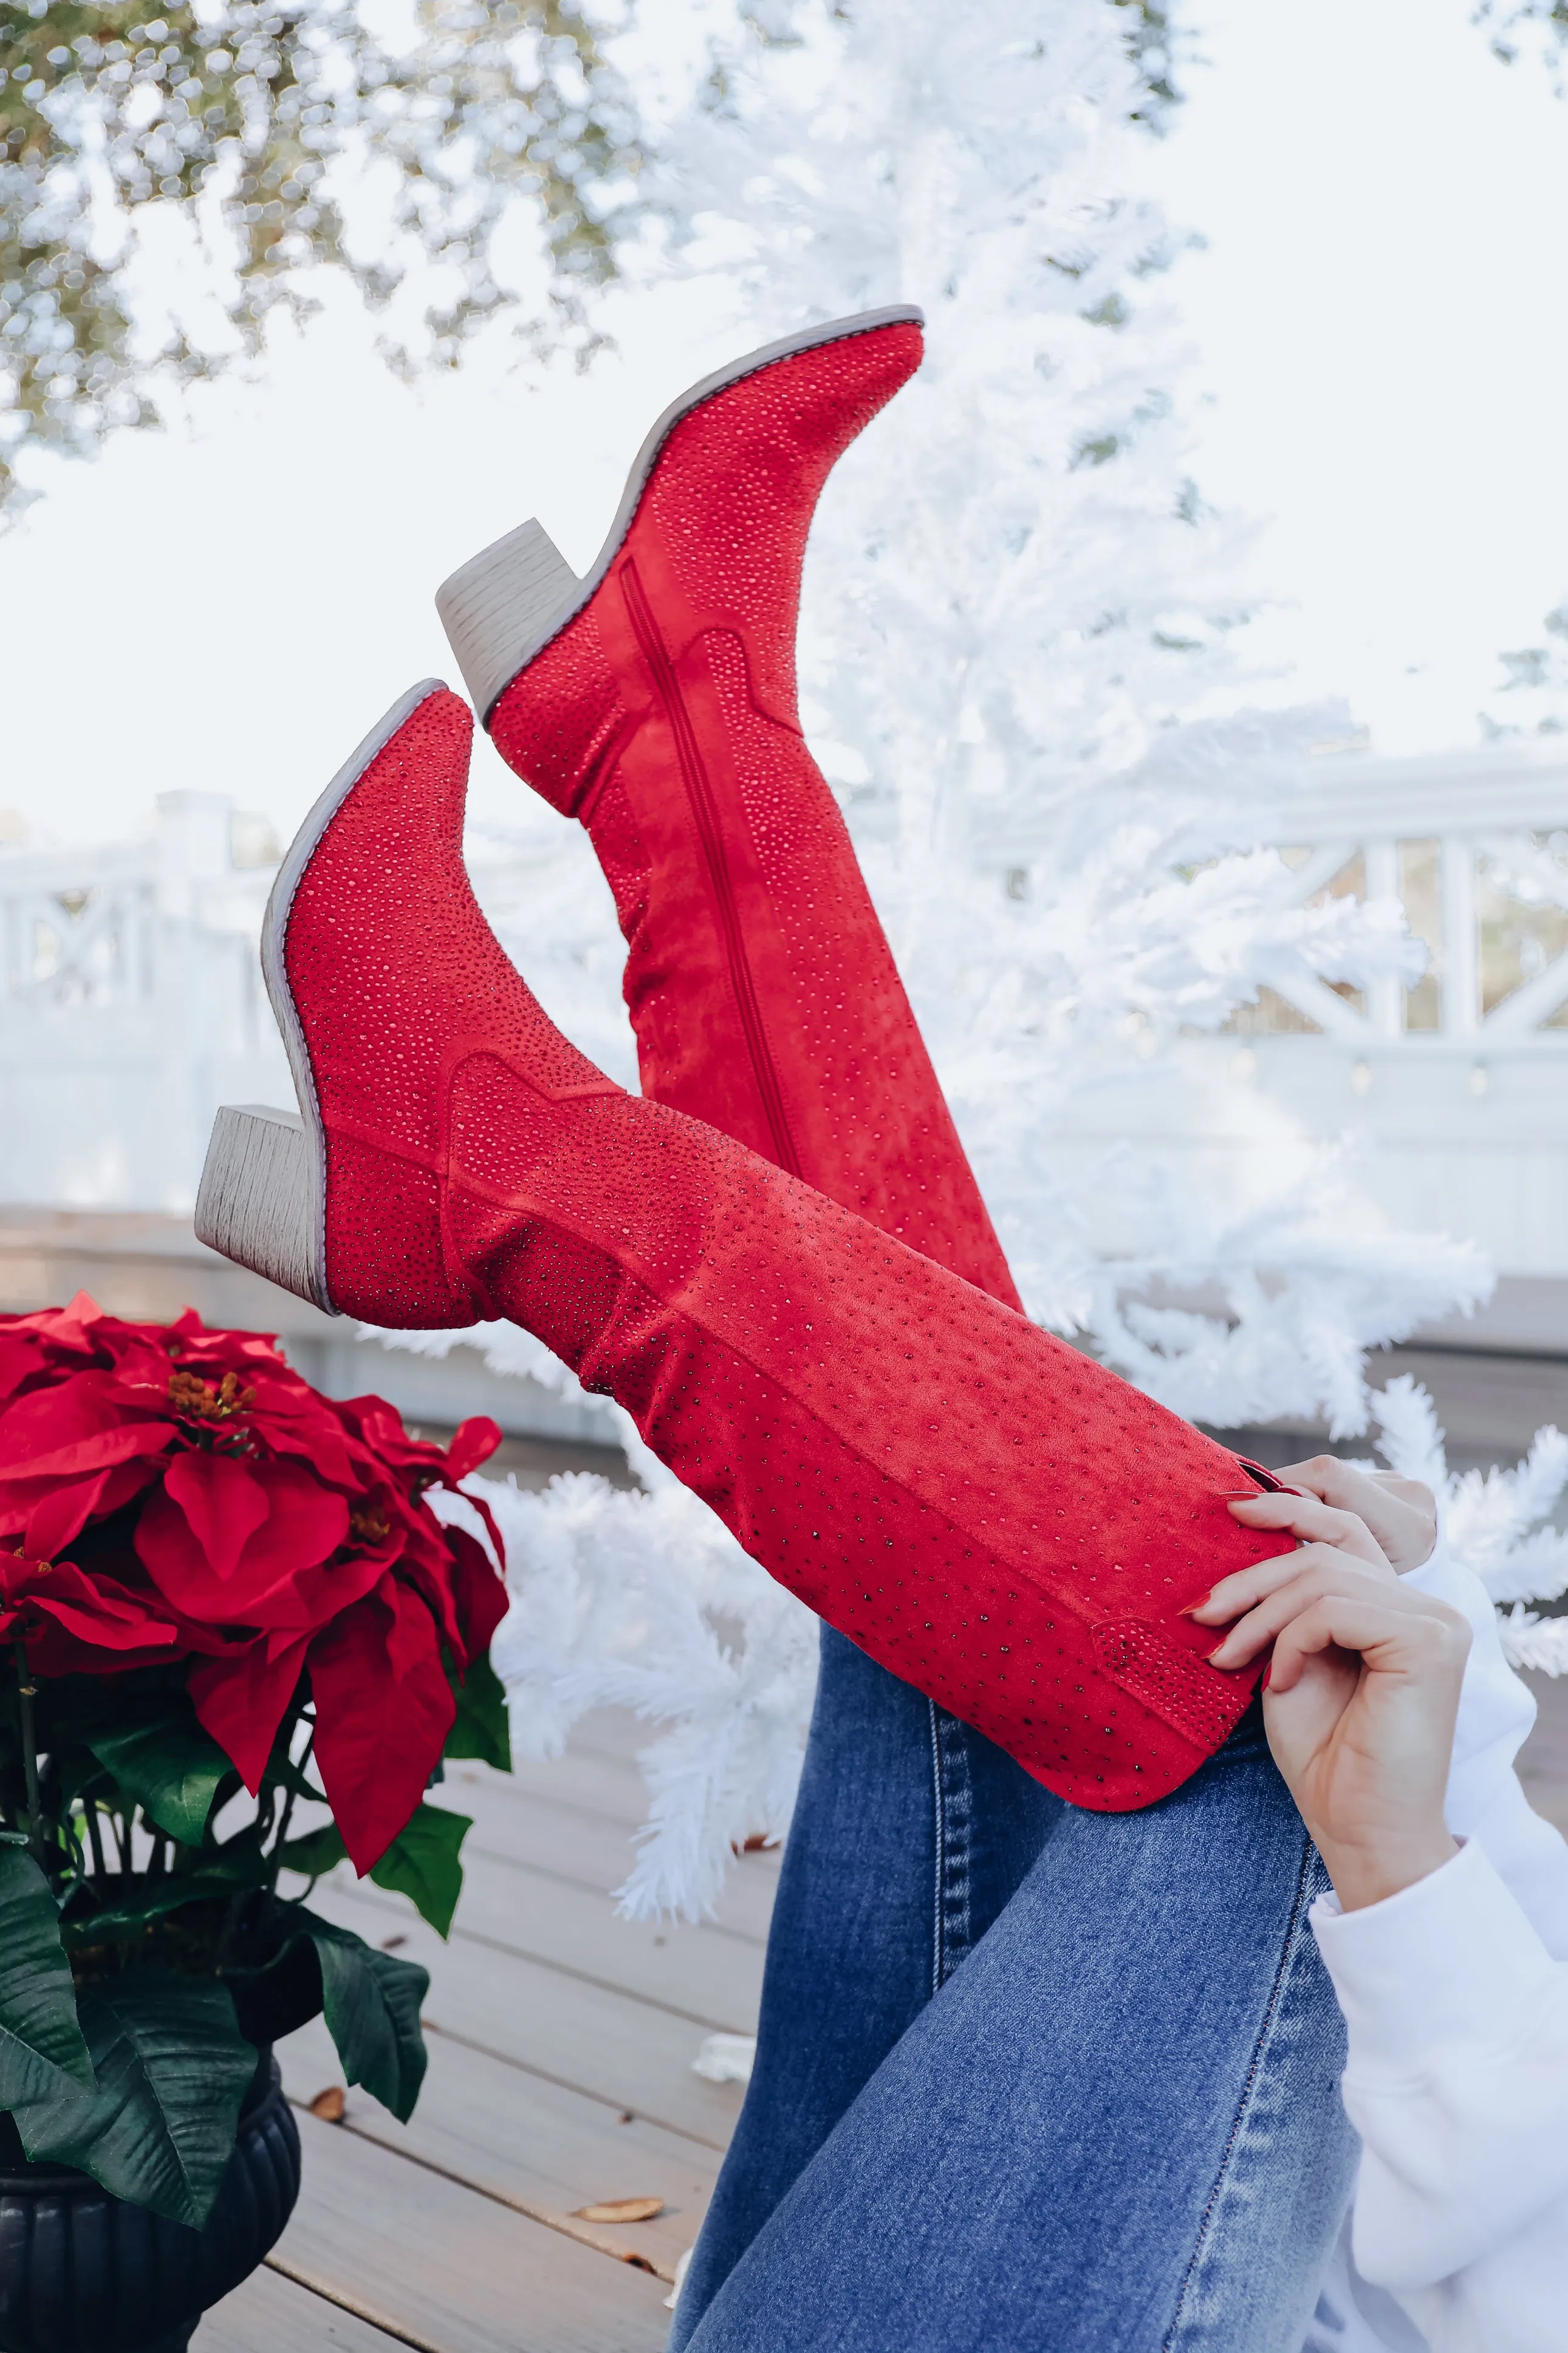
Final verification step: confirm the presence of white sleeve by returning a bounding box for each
[1402,1533,1568,1957]
[1313,1841,1568,2353]
[1307,1527,1568,2350]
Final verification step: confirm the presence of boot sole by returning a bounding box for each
[194,678,448,1311]
[434,303,924,726]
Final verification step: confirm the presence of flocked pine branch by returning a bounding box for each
[1372,1373,1568,1675]
[1479,594,1568,740]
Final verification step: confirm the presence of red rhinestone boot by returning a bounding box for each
[436,310,1020,1308]
[198,684,1287,1813]
[194,680,623,1331]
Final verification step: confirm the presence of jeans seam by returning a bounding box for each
[927,1699,946,1998]
[1160,1830,1321,2353]
[928,1704,976,1992]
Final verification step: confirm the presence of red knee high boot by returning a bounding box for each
[436,311,1020,1308]
[199,685,1287,1813]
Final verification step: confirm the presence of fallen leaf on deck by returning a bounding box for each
[573,2196,665,2224]
[308,2086,346,2122]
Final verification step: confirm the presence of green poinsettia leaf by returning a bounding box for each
[291,1906,428,2123]
[61,1880,231,1943]
[368,1803,471,1940]
[60,1852,269,1947]
[275,1822,348,1880]
[443,1652,512,1773]
[85,1715,232,1847]
[0,1847,95,2102]
[10,1969,255,2228]
[50,1745,116,1814]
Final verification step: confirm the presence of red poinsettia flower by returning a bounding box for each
[0,1294,507,1871]
[0,1548,186,1671]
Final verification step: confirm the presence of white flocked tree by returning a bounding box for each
[399,0,1568,1917]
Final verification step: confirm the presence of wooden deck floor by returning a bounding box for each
[204,1708,776,2352]
[201,1674,1568,2351]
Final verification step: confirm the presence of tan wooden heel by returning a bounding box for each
[194,1104,332,1312]
[435,520,579,726]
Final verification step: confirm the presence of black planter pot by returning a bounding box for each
[0,2055,301,2353]
[225,1928,324,2050]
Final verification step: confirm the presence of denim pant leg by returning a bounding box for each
[669,1628,1061,2347]
[682,1723,1355,2353]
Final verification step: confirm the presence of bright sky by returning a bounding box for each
[4,0,1567,844]
[1160,0,1568,751]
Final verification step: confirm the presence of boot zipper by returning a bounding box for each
[619,557,802,1178]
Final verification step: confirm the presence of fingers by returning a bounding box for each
[1269,1455,1437,1573]
[1192,1501,1396,1634]
[1368,1473,1438,1508]
[1202,1550,1383,1669]
[1371,1472,1444,1547]
[1202,1551,1462,1674]
[1225,1488,1391,1567]
[1264,1590,1471,1695]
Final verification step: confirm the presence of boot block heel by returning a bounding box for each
[194,1105,331,1314]
[436,520,580,726]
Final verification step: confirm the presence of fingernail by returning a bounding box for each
[1178,1590,1215,1616]
[1206,1643,1230,1664]
[1261,1661,1273,1691]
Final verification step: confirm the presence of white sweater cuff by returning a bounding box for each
[1311,1836,1559,2078]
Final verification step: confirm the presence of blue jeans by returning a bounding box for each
[670,1632,1356,2352]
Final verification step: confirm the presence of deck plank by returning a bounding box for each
[262,2107,672,2353]
[501,1743,653,1828]
[304,1881,749,2145]
[315,1846,764,2033]
[445,1763,782,1946]
[200,2259,407,2349]
[279,2011,717,2282]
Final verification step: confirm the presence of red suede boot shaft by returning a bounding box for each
[488,322,1022,1308]
[437,1048,1289,1812]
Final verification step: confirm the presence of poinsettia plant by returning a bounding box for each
[0,1295,512,2229]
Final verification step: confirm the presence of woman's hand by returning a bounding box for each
[1190,1474,1468,1911]
[1265,1453,1438,1573]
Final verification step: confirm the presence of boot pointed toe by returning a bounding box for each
[198,679,614,1326]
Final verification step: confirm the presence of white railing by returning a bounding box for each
[1118,740,1568,1283]
[0,795,288,1211]
[1230,740,1568,1051]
